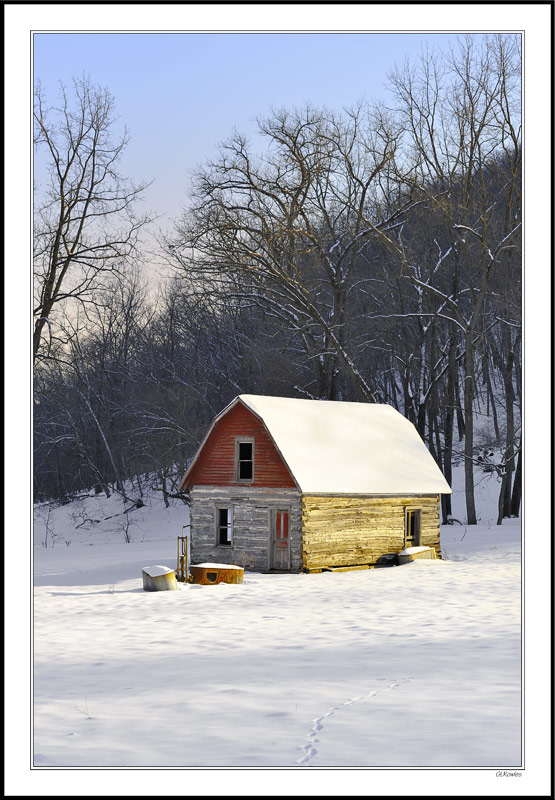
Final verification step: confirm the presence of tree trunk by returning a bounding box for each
[510,445,522,517]
[161,473,170,509]
[501,335,517,518]
[441,340,457,523]
[484,357,501,443]
[82,393,130,503]
[497,470,508,525]
[455,364,466,442]
[463,339,477,524]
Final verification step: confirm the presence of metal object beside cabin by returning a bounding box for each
[189,564,244,585]
[142,565,179,591]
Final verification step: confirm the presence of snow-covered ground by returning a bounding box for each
[6,462,547,795]
[33,522,522,769]
[30,469,521,768]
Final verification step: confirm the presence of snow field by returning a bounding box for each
[33,514,522,768]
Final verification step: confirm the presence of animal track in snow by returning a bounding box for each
[296,677,413,766]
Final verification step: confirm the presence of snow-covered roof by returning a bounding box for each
[184,394,451,495]
[241,395,451,494]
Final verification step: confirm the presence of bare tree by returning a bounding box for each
[33,76,152,362]
[33,44,521,528]
[166,103,411,402]
[382,34,521,523]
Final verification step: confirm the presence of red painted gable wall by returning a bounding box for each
[185,401,296,489]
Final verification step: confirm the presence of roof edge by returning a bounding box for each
[301,491,452,497]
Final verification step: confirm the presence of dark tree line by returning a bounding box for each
[34,35,521,525]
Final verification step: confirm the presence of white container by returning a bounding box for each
[142,565,179,591]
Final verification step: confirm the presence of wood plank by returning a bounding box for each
[301,493,441,571]
[323,564,370,572]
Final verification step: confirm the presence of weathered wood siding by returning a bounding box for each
[302,494,441,570]
[191,486,303,572]
[185,402,296,489]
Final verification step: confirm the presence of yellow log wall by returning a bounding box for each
[301,494,441,570]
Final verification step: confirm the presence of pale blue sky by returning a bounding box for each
[34,32,470,228]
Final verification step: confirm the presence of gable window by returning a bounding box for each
[236,438,254,482]
[404,508,422,548]
[217,507,232,546]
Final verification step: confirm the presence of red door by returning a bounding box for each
[272,510,290,570]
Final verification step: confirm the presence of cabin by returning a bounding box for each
[178,395,452,573]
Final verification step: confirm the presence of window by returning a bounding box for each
[236,439,254,482]
[217,507,232,546]
[404,508,422,548]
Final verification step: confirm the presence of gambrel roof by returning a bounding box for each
[181,394,452,495]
